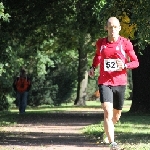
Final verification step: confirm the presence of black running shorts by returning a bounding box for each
[99,84,126,110]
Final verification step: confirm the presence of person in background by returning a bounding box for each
[88,17,139,150]
[13,67,31,114]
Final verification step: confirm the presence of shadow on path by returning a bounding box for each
[0,111,109,149]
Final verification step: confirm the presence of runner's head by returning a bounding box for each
[20,67,26,77]
[105,17,121,41]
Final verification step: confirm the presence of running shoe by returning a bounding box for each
[109,142,120,150]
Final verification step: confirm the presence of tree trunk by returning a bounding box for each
[130,45,150,113]
[74,47,88,106]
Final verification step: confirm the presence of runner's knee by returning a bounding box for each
[103,108,113,120]
[102,103,113,120]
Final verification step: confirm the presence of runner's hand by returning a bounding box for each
[88,67,95,77]
[116,59,125,71]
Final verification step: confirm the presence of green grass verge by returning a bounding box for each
[1,100,131,126]
[83,113,150,150]
[0,111,17,126]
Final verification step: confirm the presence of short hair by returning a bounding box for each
[20,66,26,74]
[20,69,25,75]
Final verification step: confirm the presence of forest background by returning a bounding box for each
[0,0,150,113]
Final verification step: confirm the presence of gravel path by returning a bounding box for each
[0,109,110,150]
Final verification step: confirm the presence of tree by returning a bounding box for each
[0,2,11,110]
[0,0,74,107]
[2,0,150,111]
[2,0,97,107]
[66,1,106,105]
[130,45,150,113]
[48,0,106,105]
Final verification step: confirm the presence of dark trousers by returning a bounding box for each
[17,91,28,114]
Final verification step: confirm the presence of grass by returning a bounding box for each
[1,100,150,149]
[83,114,150,149]
[10,100,102,113]
[10,99,131,112]
[1,100,130,125]
[82,101,150,150]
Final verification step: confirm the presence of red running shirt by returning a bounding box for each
[92,36,139,86]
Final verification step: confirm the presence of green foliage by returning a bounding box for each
[52,71,76,106]
[125,86,132,100]
[0,94,9,111]
[98,0,150,50]
[0,2,12,111]
[29,78,56,106]
[36,50,54,77]
[0,2,10,21]
[87,78,97,100]
[0,0,148,110]
[27,48,77,106]
[87,68,99,100]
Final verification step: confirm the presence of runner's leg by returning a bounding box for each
[99,85,114,143]
[112,85,126,124]
[101,102,114,143]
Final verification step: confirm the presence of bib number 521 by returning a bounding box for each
[104,59,120,71]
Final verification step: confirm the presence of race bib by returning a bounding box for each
[104,59,122,71]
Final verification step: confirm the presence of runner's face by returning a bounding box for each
[106,19,121,39]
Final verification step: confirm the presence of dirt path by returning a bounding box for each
[0,109,110,150]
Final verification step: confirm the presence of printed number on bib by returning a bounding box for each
[104,59,120,71]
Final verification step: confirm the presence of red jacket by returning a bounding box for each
[92,36,139,86]
[13,76,31,93]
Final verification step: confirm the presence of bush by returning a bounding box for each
[0,94,9,111]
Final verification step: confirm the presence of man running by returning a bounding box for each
[88,17,139,150]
